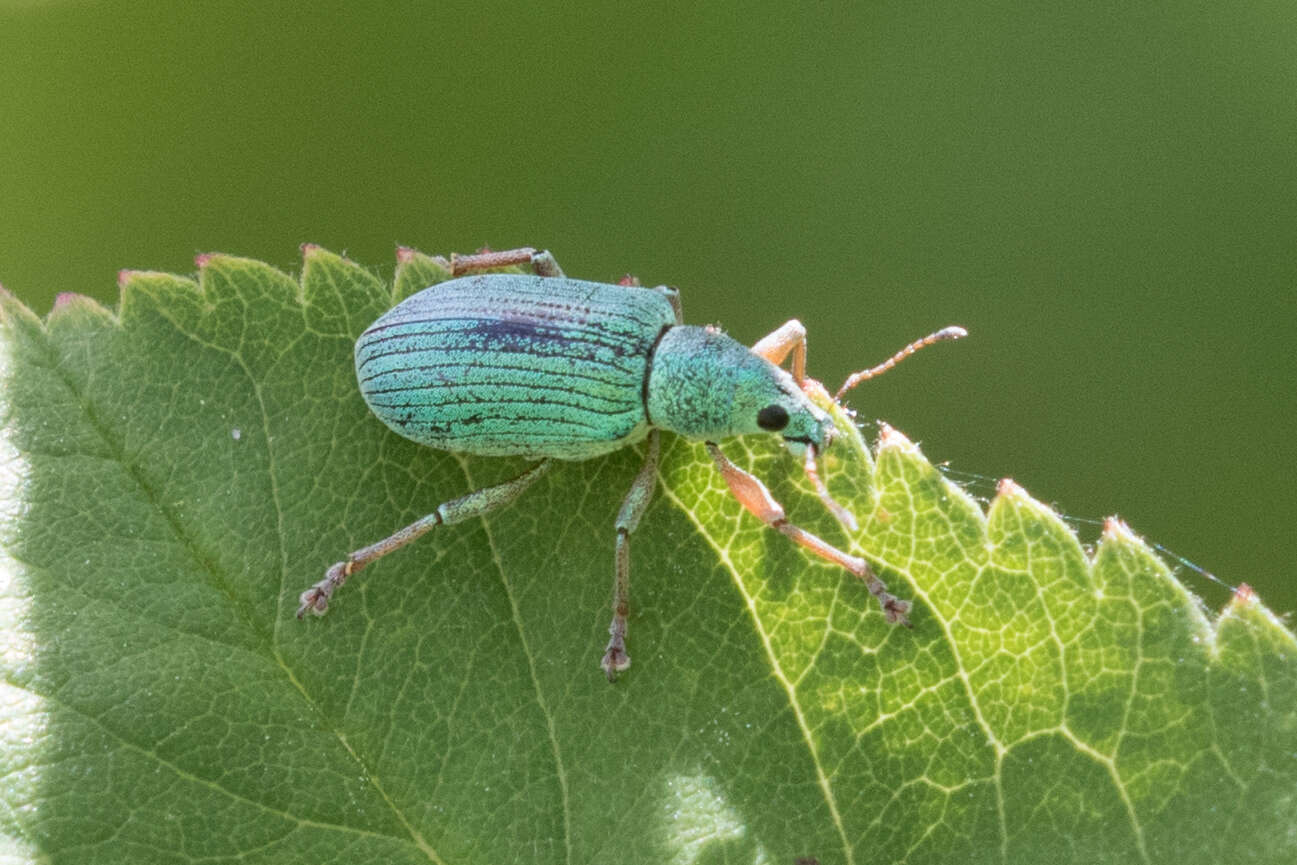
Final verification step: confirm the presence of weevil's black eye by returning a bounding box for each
[756,404,790,431]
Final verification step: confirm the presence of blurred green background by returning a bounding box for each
[2,0,1293,615]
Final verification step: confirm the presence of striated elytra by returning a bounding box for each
[297,247,966,681]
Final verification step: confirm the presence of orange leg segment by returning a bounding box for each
[706,443,912,626]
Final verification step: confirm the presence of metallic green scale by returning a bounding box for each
[356,273,678,460]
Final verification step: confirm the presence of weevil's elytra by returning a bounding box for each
[355,274,677,460]
[297,246,967,681]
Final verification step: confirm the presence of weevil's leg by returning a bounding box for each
[705,443,912,626]
[802,445,858,532]
[752,320,857,528]
[834,326,968,401]
[653,285,683,324]
[602,429,661,681]
[297,461,553,618]
[619,276,683,324]
[449,246,566,278]
[751,319,808,384]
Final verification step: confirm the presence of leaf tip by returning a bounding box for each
[52,292,88,311]
[995,477,1025,498]
[395,245,452,270]
[117,269,137,288]
[1102,515,1135,541]
[392,247,455,302]
[47,291,114,327]
[876,421,914,453]
[302,243,352,268]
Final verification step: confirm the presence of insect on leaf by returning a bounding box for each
[0,247,1293,864]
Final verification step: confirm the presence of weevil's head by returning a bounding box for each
[646,325,834,452]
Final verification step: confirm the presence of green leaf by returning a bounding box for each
[2,247,1293,865]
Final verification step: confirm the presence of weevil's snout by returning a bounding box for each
[780,406,835,456]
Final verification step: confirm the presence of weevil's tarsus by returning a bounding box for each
[834,326,968,402]
[706,443,910,626]
[449,246,566,278]
[296,461,553,618]
[603,430,661,681]
[803,444,858,532]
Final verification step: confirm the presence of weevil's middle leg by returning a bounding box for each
[297,461,553,618]
[706,443,912,626]
[449,246,566,278]
[602,430,661,681]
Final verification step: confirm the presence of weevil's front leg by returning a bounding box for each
[602,430,661,681]
[752,319,856,528]
[705,443,912,626]
[297,461,553,618]
[751,319,808,385]
[449,246,566,278]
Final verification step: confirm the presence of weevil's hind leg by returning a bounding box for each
[297,461,553,618]
[449,247,566,278]
[751,319,808,384]
[602,430,661,681]
[705,443,912,626]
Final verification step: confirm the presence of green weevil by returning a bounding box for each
[297,247,965,680]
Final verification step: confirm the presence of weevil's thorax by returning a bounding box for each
[646,325,832,447]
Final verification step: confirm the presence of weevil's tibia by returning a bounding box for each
[834,326,967,401]
[603,430,661,681]
[296,461,553,618]
[449,246,566,278]
[705,443,912,627]
[803,445,858,532]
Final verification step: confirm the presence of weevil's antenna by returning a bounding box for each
[803,444,859,532]
[835,325,968,401]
